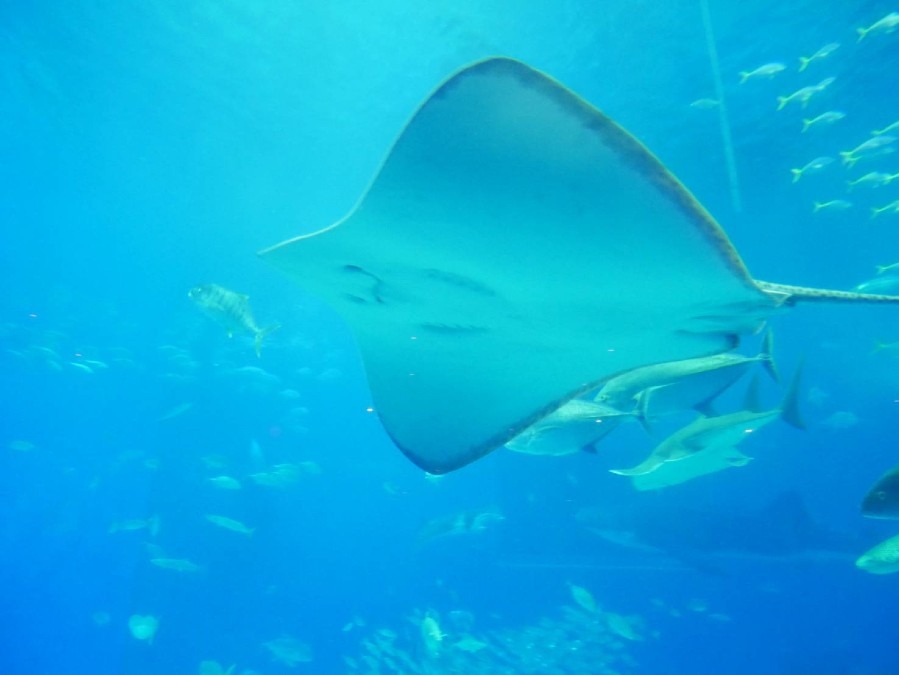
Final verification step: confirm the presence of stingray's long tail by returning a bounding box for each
[754,281,899,306]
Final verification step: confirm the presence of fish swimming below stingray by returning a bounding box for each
[260,57,899,474]
[188,283,279,357]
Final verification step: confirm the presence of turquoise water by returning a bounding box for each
[3,1,899,673]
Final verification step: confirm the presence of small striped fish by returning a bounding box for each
[188,284,279,357]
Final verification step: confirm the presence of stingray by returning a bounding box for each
[260,57,899,474]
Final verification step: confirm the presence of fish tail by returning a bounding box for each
[776,96,788,111]
[801,118,812,132]
[871,207,881,219]
[779,362,806,430]
[759,330,780,382]
[790,168,802,183]
[839,151,856,167]
[634,390,654,434]
[254,323,281,358]
[813,201,823,213]
[876,265,888,274]
[857,27,867,42]
[739,71,749,84]
[798,57,809,72]
[873,340,890,353]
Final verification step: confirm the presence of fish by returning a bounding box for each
[798,43,840,71]
[128,614,159,644]
[610,369,803,479]
[198,661,236,675]
[871,200,899,218]
[839,136,897,167]
[568,582,598,613]
[790,156,833,183]
[813,199,852,213]
[873,120,899,136]
[157,401,194,421]
[188,284,279,357]
[207,475,242,490]
[630,444,753,491]
[150,557,202,573]
[108,515,160,536]
[420,613,446,657]
[854,276,899,294]
[263,636,313,666]
[776,77,835,110]
[418,509,504,543]
[856,534,899,574]
[205,514,254,535]
[504,399,634,456]
[738,62,786,83]
[857,12,899,42]
[861,462,899,518]
[876,262,899,275]
[260,57,899,475]
[801,111,844,133]
[595,331,777,415]
[847,171,899,190]
[249,461,319,487]
[689,98,719,109]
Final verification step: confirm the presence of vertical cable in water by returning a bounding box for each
[700,0,742,213]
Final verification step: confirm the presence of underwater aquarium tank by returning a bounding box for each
[3,1,899,673]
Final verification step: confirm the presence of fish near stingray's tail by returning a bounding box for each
[254,324,281,357]
[754,280,899,307]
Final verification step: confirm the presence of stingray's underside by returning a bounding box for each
[260,57,899,474]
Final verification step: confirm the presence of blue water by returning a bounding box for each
[3,1,899,673]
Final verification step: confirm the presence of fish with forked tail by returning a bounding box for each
[189,284,279,357]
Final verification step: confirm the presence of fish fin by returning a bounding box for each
[743,374,764,413]
[790,168,802,183]
[776,96,788,111]
[872,340,890,353]
[694,399,718,416]
[779,362,806,430]
[856,27,867,42]
[739,71,749,84]
[254,323,281,358]
[609,460,662,477]
[581,443,598,454]
[798,57,809,72]
[801,118,811,132]
[759,330,779,382]
[634,388,657,432]
[839,151,857,167]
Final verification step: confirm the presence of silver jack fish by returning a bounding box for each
[188,284,279,357]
